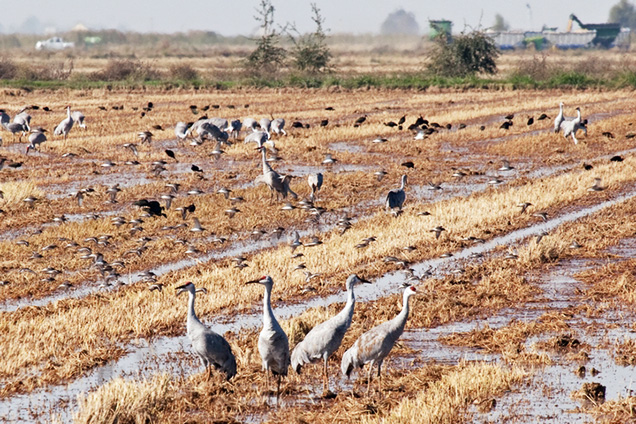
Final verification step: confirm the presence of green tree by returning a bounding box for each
[288,3,332,74]
[492,14,510,31]
[427,31,499,78]
[246,0,287,76]
[609,0,636,29]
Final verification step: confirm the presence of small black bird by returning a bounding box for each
[133,199,166,217]
[354,115,367,126]
[401,161,415,169]
[458,123,466,129]
[398,115,406,125]
[292,121,304,128]
[152,124,163,130]
[504,114,514,120]
[43,106,52,112]
[500,121,512,130]
[325,106,334,111]
[191,164,203,173]
[610,155,623,162]
[201,105,210,111]
[602,131,615,139]
[537,113,549,120]
[527,117,534,126]
[583,163,593,170]
[320,119,328,127]
[384,121,397,127]
[165,149,177,161]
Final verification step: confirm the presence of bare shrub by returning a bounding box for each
[91,59,160,81]
[512,54,553,81]
[0,58,18,79]
[168,63,199,80]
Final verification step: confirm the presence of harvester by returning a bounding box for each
[567,14,621,48]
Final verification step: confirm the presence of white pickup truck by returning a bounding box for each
[35,37,75,51]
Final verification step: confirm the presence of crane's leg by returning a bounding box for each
[377,362,383,394]
[572,133,578,145]
[206,365,211,380]
[323,357,329,394]
[366,365,373,397]
[265,369,270,396]
[276,374,282,402]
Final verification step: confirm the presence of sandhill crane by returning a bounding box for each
[244,130,270,146]
[2,121,27,142]
[561,107,582,144]
[243,117,258,133]
[54,106,74,140]
[341,284,417,395]
[385,175,407,214]
[0,109,9,126]
[71,111,86,129]
[308,173,323,202]
[271,118,286,136]
[198,122,228,144]
[291,274,370,393]
[256,145,297,201]
[554,102,564,133]
[175,122,190,144]
[228,119,242,139]
[26,128,47,154]
[14,110,31,132]
[260,118,272,136]
[246,276,290,399]
[176,282,237,380]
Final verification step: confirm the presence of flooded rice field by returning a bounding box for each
[1,87,636,423]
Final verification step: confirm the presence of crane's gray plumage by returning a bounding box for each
[2,121,27,142]
[26,128,47,154]
[14,111,31,131]
[256,145,297,201]
[308,173,323,203]
[554,102,564,133]
[71,111,86,129]
[291,274,370,392]
[54,106,74,140]
[260,117,272,136]
[175,121,190,143]
[244,130,270,146]
[271,118,286,136]
[246,275,290,398]
[385,175,407,213]
[0,110,9,126]
[341,285,417,394]
[243,117,258,133]
[229,119,242,139]
[560,107,582,144]
[176,282,237,380]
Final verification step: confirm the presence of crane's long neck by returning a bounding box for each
[399,178,405,190]
[260,147,271,174]
[393,292,412,334]
[67,107,71,119]
[341,283,356,325]
[262,284,277,328]
[574,109,581,123]
[186,291,201,334]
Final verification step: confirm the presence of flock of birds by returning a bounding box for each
[0,99,597,400]
[177,274,416,398]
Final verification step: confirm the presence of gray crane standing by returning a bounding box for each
[71,111,87,130]
[256,145,297,201]
[307,173,323,203]
[176,282,237,380]
[561,107,583,144]
[291,274,370,393]
[246,275,290,399]
[385,175,407,213]
[54,106,74,140]
[341,284,417,395]
[554,102,564,133]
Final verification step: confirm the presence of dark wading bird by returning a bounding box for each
[291,274,370,394]
[341,284,417,395]
[176,282,237,380]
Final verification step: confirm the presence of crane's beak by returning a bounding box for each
[245,279,260,285]
[175,283,189,296]
[359,277,371,284]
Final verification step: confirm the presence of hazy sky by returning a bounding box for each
[0,0,617,36]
